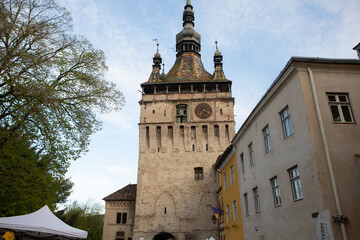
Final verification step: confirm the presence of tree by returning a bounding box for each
[0,130,74,216]
[56,200,104,240]
[0,0,125,167]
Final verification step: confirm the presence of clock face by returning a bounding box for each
[195,103,212,119]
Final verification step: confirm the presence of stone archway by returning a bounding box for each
[153,232,176,240]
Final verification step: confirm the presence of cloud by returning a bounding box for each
[197,0,360,58]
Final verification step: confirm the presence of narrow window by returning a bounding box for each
[225,125,230,144]
[224,172,227,190]
[153,110,155,114]
[180,125,185,149]
[214,125,220,145]
[280,106,293,138]
[202,125,208,150]
[191,126,196,150]
[168,126,173,146]
[146,126,150,149]
[164,110,166,116]
[232,200,238,220]
[122,212,127,224]
[194,167,204,181]
[289,166,303,201]
[271,177,281,207]
[220,109,223,115]
[240,153,245,174]
[253,187,261,213]
[248,143,255,166]
[176,104,188,123]
[327,93,354,123]
[230,165,234,184]
[156,126,161,151]
[244,193,249,216]
[263,125,272,153]
[226,204,230,223]
[116,213,122,224]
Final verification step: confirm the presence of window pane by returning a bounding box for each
[328,95,336,102]
[116,213,121,224]
[341,106,353,122]
[338,95,347,102]
[122,213,127,224]
[288,118,293,134]
[330,106,340,121]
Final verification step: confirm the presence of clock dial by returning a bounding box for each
[195,103,212,119]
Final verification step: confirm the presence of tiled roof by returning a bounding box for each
[103,184,137,201]
[161,53,213,82]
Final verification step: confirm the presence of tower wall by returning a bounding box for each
[133,91,235,240]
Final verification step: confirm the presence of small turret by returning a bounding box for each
[213,41,226,81]
[148,43,163,82]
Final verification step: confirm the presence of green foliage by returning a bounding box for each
[0,0,125,166]
[57,200,104,240]
[0,0,124,217]
[0,131,73,216]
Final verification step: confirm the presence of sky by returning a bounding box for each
[55,0,360,208]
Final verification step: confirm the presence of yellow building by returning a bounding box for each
[215,145,244,240]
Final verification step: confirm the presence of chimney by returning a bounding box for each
[353,42,360,59]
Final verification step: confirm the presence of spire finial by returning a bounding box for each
[162,63,165,74]
[186,0,191,6]
[214,41,221,56]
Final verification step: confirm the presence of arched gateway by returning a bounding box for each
[153,232,176,240]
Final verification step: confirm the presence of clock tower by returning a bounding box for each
[133,1,235,240]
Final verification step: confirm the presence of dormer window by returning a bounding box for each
[176,104,188,123]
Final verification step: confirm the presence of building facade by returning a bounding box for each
[132,1,235,240]
[230,57,360,240]
[103,184,137,240]
[214,145,245,240]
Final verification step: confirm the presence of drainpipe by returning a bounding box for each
[307,66,348,240]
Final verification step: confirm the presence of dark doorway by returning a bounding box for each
[153,232,176,240]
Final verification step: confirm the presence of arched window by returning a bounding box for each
[176,104,188,123]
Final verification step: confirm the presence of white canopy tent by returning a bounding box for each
[0,206,87,239]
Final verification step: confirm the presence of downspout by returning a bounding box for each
[307,66,347,240]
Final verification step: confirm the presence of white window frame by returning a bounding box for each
[263,125,272,153]
[327,93,354,123]
[271,177,281,207]
[253,187,261,213]
[280,106,293,138]
[230,165,234,184]
[232,200,238,220]
[289,166,303,201]
[248,143,254,166]
[226,204,230,223]
[244,193,249,216]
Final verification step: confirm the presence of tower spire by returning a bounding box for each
[175,0,201,56]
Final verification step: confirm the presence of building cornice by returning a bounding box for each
[231,57,360,145]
